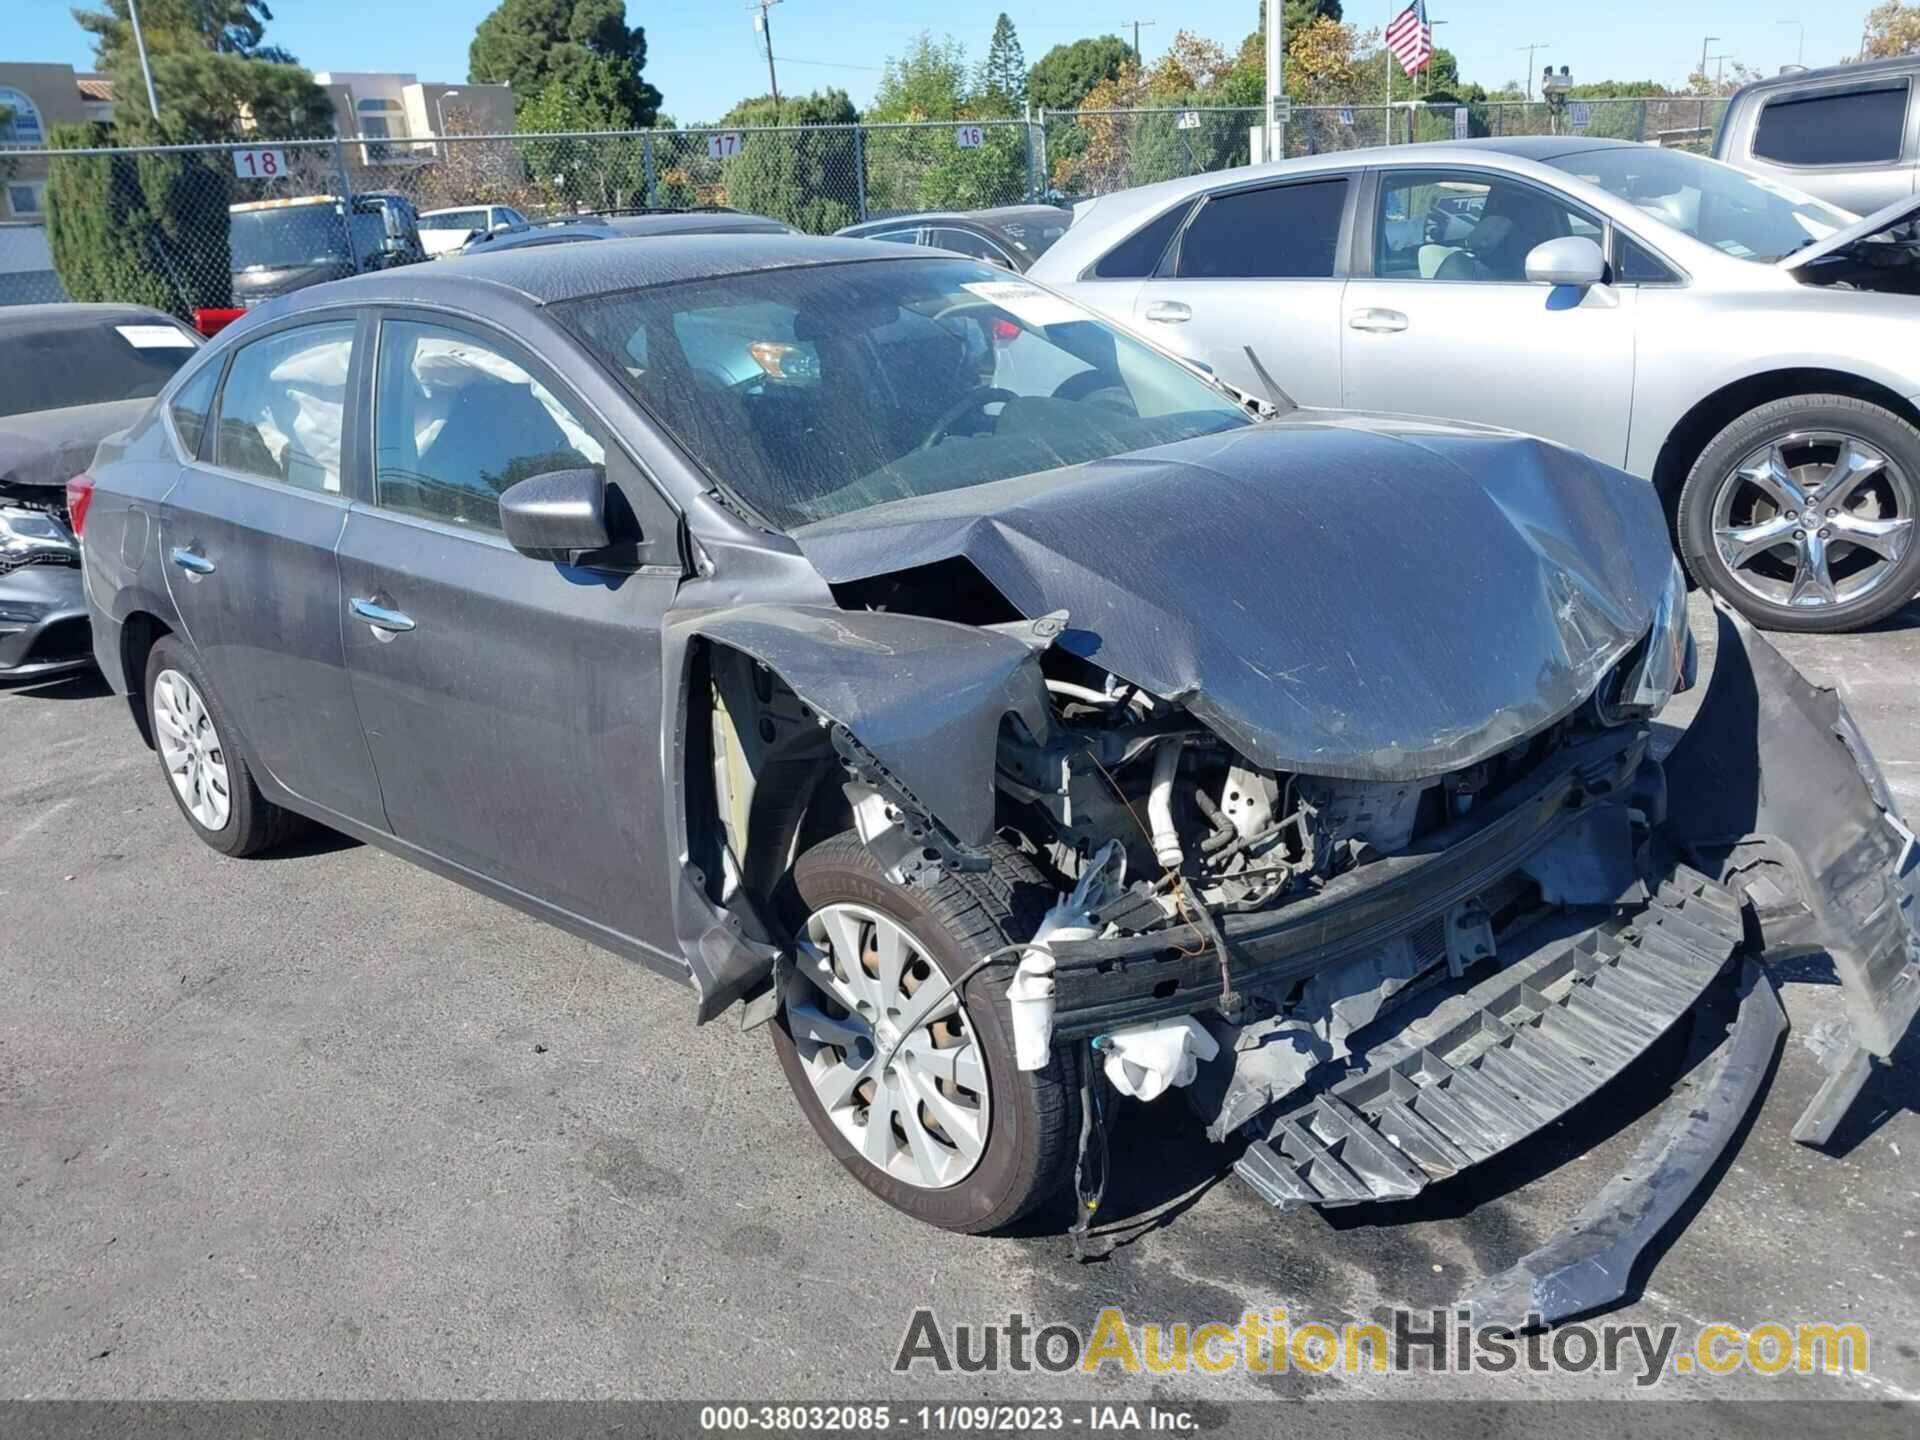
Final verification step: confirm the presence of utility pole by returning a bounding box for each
[126,0,161,119]
[1699,34,1720,83]
[1124,18,1156,69]
[1263,0,1285,160]
[1517,42,1549,100]
[750,0,783,119]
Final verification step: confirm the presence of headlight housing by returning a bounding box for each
[1600,557,1694,723]
[0,502,78,568]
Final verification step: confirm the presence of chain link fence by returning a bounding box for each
[1,98,1728,314]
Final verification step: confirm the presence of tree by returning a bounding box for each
[470,0,663,129]
[72,0,330,139]
[866,33,1029,214]
[717,89,859,233]
[46,122,231,316]
[1858,2,1920,58]
[978,14,1027,114]
[1027,35,1133,112]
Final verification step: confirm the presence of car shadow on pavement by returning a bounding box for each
[1,669,112,701]
[263,825,364,860]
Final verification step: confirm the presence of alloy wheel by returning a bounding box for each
[153,668,231,831]
[1711,431,1915,612]
[787,904,991,1189]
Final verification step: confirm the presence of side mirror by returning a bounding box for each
[1525,235,1607,288]
[500,468,613,562]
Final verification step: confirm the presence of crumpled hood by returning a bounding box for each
[795,414,1675,780]
[0,398,151,490]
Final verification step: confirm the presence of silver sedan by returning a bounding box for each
[1030,137,1920,632]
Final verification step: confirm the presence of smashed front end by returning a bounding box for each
[705,417,1916,1320]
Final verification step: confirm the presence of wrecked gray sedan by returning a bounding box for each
[78,238,1916,1321]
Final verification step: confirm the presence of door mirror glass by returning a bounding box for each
[499,468,612,561]
[1525,235,1608,287]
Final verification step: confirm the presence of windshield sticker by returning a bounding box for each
[116,324,196,349]
[960,280,1083,330]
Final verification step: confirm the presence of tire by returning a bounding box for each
[771,831,1079,1233]
[1676,394,1920,633]
[145,636,307,857]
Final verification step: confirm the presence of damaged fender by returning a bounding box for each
[663,602,1051,1016]
[1665,600,1920,1140]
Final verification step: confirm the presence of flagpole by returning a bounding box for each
[1385,2,1393,143]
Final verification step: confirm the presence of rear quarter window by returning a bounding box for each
[1752,84,1910,166]
[1088,201,1193,279]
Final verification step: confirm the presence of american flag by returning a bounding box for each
[1386,1,1435,77]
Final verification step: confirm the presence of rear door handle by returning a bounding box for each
[169,546,215,576]
[349,597,416,634]
[1348,307,1409,333]
[1143,301,1192,324]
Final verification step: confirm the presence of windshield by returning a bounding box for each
[230,205,353,270]
[0,317,197,418]
[556,257,1251,531]
[1546,147,1853,262]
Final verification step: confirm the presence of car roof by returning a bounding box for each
[271,233,915,312]
[1727,54,1920,100]
[842,204,1069,235]
[599,211,791,237]
[0,302,182,337]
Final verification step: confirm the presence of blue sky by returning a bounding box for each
[14,0,1882,124]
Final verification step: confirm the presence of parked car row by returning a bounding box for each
[9,126,1919,1325]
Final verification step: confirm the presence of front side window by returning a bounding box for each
[1753,84,1909,167]
[1547,146,1851,262]
[423,210,484,231]
[213,322,355,492]
[1375,172,1599,282]
[557,257,1250,532]
[1174,179,1347,279]
[374,321,604,532]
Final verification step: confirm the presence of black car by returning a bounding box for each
[836,204,1073,271]
[73,238,1917,1321]
[1,303,200,680]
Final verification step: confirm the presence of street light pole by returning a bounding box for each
[126,0,161,119]
[1699,34,1720,82]
[1517,42,1549,100]
[1263,0,1285,160]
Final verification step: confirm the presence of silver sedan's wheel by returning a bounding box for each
[152,667,231,831]
[787,903,990,1190]
[1710,431,1915,613]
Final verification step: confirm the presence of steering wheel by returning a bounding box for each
[918,386,1018,451]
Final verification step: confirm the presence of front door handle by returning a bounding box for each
[169,546,215,576]
[1143,301,1192,324]
[349,597,416,634]
[1348,307,1409,333]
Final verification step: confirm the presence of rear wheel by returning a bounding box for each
[145,636,306,857]
[771,831,1078,1233]
[1677,395,1920,633]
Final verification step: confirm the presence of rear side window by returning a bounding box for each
[1753,84,1910,166]
[1089,201,1192,278]
[1174,180,1348,279]
[169,363,219,459]
[373,320,604,532]
[213,322,355,493]
[927,228,1015,267]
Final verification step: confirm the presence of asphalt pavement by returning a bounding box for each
[3,592,1916,1411]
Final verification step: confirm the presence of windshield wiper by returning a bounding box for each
[1242,346,1297,418]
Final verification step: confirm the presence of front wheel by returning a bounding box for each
[770,831,1079,1233]
[1677,395,1920,633]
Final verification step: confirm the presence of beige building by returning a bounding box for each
[313,72,515,167]
[0,62,115,221]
